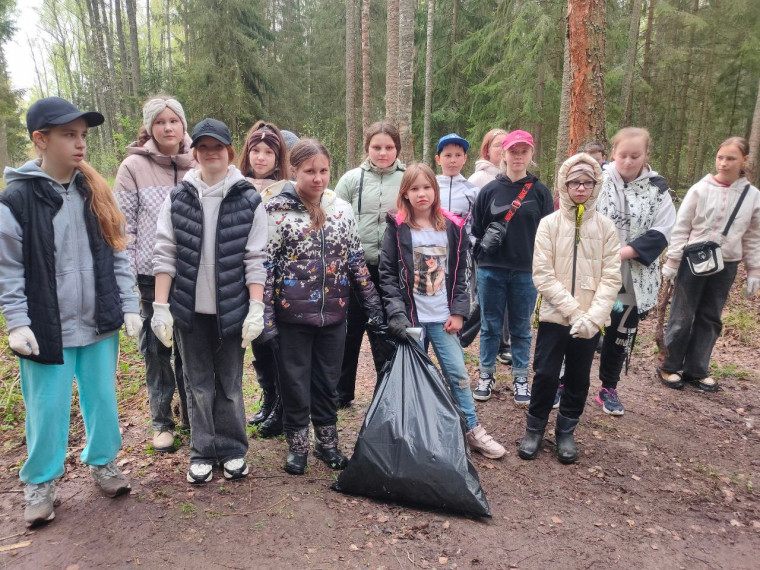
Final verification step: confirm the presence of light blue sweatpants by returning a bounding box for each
[19,334,122,484]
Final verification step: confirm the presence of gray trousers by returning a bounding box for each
[663,261,738,379]
[176,313,248,464]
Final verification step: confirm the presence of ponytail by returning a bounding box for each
[78,161,128,251]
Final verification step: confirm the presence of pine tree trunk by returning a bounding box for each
[620,0,643,127]
[397,0,415,163]
[535,64,545,177]
[554,15,571,179]
[126,0,140,97]
[422,0,435,166]
[671,0,699,190]
[146,0,152,80]
[748,79,760,185]
[637,0,655,125]
[385,0,399,123]
[346,0,358,168]
[689,49,714,185]
[361,0,371,140]
[165,0,172,86]
[85,0,116,142]
[114,0,131,99]
[567,0,607,154]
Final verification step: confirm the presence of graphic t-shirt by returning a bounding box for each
[410,228,450,323]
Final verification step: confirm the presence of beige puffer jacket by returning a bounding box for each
[533,154,622,328]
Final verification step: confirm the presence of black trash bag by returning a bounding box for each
[333,340,491,517]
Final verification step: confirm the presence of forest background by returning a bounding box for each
[0,0,758,193]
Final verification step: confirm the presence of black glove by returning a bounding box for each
[366,311,385,332]
[388,313,412,339]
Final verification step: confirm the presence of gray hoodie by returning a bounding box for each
[153,165,268,314]
[0,160,139,347]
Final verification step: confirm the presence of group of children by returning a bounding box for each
[2,95,759,528]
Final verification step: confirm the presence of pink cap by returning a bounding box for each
[502,130,534,150]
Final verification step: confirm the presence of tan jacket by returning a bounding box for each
[665,175,760,278]
[533,154,622,328]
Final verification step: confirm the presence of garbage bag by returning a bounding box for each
[333,340,491,517]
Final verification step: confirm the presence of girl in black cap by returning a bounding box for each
[0,97,141,527]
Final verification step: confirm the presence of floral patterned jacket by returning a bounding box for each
[260,183,383,341]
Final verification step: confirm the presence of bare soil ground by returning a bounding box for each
[1,278,759,569]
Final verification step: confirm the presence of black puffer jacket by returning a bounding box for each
[379,209,470,326]
[262,184,382,339]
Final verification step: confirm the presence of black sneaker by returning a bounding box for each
[497,349,513,365]
[187,462,213,484]
[473,372,495,401]
[553,382,564,409]
[596,387,624,416]
[513,377,531,406]
[223,458,249,480]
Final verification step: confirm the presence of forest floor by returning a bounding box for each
[1,276,759,569]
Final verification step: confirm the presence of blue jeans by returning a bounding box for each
[477,267,537,376]
[19,334,122,484]
[419,322,478,431]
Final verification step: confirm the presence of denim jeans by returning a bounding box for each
[175,313,248,464]
[477,267,537,376]
[420,322,478,430]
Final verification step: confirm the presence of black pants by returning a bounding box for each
[337,264,391,403]
[252,340,279,396]
[529,322,599,421]
[277,321,347,431]
[175,313,248,464]
[663,261,738,379]
[598,304,639,390]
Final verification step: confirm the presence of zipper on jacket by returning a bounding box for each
[319,227,327,326]
[397,225,417,326]
[449,178,453,212]
[172,160,178,186]
[571,205,584,297]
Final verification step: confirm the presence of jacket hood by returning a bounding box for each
[269,182,338,212]
[473,159,500,176]
[125,133,194,169]
[699,173,750,192]
[4,159,59,185]
[183,165,245,198]
[606,161,657,191]
[556,153,603,218]
[360,156,406,176]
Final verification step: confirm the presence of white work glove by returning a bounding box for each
[241,300,265,348]
[151,302,174,348]
[570,316,599,340]
[661,264,678,285]
[568,309,584,326]
[123,312,143,337]
[746,277,760,297]
[8,326,40,356]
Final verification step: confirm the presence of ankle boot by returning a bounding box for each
[555,413,580,464]
[249,385,277,426]
[258,397,283,438]
[313,425,348,470]
[518,413,548,460]
[284,427,309,475]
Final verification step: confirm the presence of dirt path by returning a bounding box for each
[1,287,759,569]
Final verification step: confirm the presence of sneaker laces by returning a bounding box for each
[476,374,493,392]
[514,379,530,398]
[91,461,122,479]
[603,388,620,405]
[25,482,54,505]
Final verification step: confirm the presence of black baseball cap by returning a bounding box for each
[190,118,233,148]
[26,97,105,138]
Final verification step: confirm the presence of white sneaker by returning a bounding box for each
[223,458,249,480]
[187,463,213,484]
[466,425,506,459]
[152,430,175,452]
[24,481,56,527]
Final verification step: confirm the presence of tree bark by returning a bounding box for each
[346,0,358,168]
[567,0,607,155]
[620,0,643,127]
[554,14,571,179]
[671,0,699,190]
[361,0,371,140]
[422,0,435,166]
[126,0,140,97]
[397,0,415,163]
[385,0,399,123]
[637,0,655,125]
[165,0,172,86]
[114,0,131,99]
[748,79,760,185]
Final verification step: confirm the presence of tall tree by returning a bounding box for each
[619,0,643,127]
[361,0,370,139]
[421,0,435,165]
[346,0,357,168]
[748,79,760,185]
[555,14,571,176]
[397,0,414,163]
[114,0,130,100]
[567,0,606,154]
[385,0,399,123]
[125,0,140,98]
[637,0,655,125]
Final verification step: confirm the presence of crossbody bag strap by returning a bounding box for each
[357,169,366,214]
[503,182,534,223]
[721,184,751,237]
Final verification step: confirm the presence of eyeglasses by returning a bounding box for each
[567,180,595,190]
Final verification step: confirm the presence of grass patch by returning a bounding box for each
[723,306,760,346]
[710,362,750,380]
[179,500,197,514]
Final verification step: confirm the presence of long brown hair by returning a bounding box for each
[718,136,750,178]
[396,163,446,231]
[33,128,127,250]
[479,128,507,161]
[364,121,401,156]
[239,120,289,181]
[290,139,330,231]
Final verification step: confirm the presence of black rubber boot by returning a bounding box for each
[258,398,283,438]
[313,425,348,470]
[518,413,548,460]
[555,413,580,464]
[249,385,277,426]
[284,427,309,475]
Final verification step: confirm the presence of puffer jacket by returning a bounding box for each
[262,184,383,340]
[665,175,760,278]
[114,134,195,277]
[468,159,501,188]
[335,157,406,265]
[533,154,622,328]
[379,209,470,326]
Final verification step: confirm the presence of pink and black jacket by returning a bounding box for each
[379,209,470,326]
